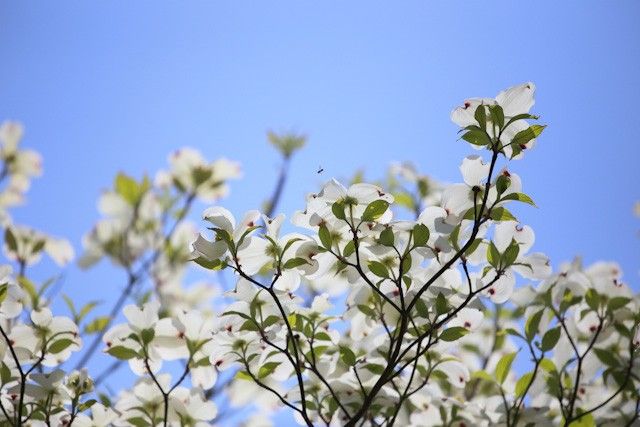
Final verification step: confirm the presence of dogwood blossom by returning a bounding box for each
[0,84,637,427]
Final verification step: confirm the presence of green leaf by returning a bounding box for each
[115,173,143,205]
[214,228,234,251]
[77,399,97,412]
[401,254,412,272]
[474,104,487,130]
[362,200,390,222]
[489,207,517,222]
[525,310,544,342]
[539,358,557,373]
[31,239,46,255]
[281,237,302,256]
[511,124,546,148]
[505,327,524,340]
[368,261,389,279]
[393,192,414,210]
[504,113,539,130]
[494,352,517,384]
[415,299,430,318]
[106,346,139,360]
[283,257,308,269]
[18,276,38,305]
[496,175,511,195]
[435,293,448,315]
[500,192,537,207]
[332,201,346,220]
[584,289,600,311]
[540,326,561,352]
[318,224,332,249]
[193,257,224,270]
[0,363,12,384]
[461,128,491,147]
[0,284,7,304]
[260,315,280,328]
[502,239,520,267]
[140,328,155,345]
[235,370,253,381]
[340,346,357,366]
[378,227,395,247]
[61,294,76,317]
[267,131,306,158]
[593,348,618,367]
[4,228,17,253]
[85,316,110,334]
[78,301,99,322]
[509,143,523,159]
[515,372,534,397]
[489,105,505,129]
[560,290,581,313]
[314,332,332,341]
[48,339,75,354]
[471,369,494,382]
[465,238,483,257]
[568,411,595,427]
[343,240,355,257]
[448,224,461,250]
[462,207,477,221]
[98,393,111,408]
[258,362,281,379]
[412,223,430,247]
[357,304,376,318]
[127,417,151,427]
[364,363,385,375]
[487,241,501,269]
[191,166,212,186]
[439,326,468,342]
[607,296,630,311]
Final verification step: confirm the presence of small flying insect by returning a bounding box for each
[317,165,324,174]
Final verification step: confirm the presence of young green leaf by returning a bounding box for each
[502,239,520,267]
[258,362,281,379]
[48,339,75,354]
[462,129,491,147]
[362,200,390,222]
[378,227,395,247]
[525,310,544,342]
[489,105,505,129]
[540,326,561,352]
[318,224,332,249]
[332,201,346,220]
[474,104,487,130]
[487,241,501,269]
[283,257,309,269]
[4,229,17,253]
[106,346,139,360]
[494,352,517,384]
[412,223,430,247]
[368,261,389,279]
[439,326,469,342]
[339,346,357,366]
[500,192,537,207]
[140,328,155,345]
[511,125,546,147]
[515,372,534,397]
[584,289,600,312]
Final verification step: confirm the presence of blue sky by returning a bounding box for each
[1,1,639,424]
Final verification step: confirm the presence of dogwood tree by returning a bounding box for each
[0,83,638,427]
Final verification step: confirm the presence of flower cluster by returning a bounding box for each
[0,84,638,427]
[0,121,42,225]
[190,83,640,426]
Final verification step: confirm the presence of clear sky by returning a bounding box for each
[1,1,639,424]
